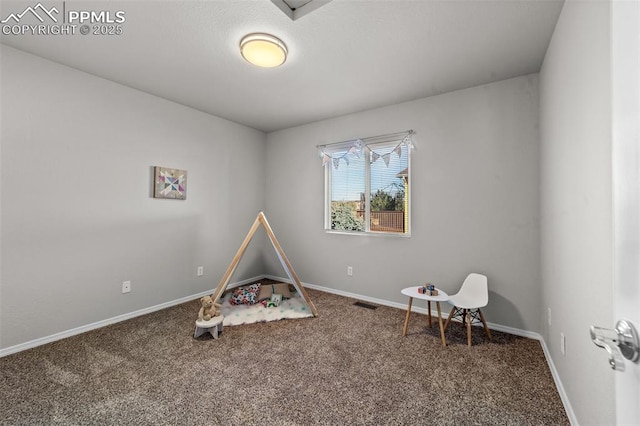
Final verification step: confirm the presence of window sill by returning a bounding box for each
[324,229,411,238]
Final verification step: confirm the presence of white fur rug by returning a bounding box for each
[220,292,314,326]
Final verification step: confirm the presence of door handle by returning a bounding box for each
[590,319,639,371]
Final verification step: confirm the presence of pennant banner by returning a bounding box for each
[318,130,415,168]
[382,153,391,167]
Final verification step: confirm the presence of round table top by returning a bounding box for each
[401,286,449,302]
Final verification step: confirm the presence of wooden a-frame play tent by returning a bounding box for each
[211,211,318,317]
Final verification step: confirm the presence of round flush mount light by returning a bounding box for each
[240,33,288,68]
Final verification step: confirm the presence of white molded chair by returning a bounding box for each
[444,273,492,346]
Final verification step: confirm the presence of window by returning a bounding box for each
[322,132,412,235]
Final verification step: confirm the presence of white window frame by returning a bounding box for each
[323,137,412,237]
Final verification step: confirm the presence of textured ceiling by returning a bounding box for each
[0,0,563,133]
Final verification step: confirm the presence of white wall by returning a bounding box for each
[264,75,541,332]
[0,47,266,350]
[539,1,614,424]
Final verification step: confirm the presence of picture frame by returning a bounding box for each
[154,166,187,200]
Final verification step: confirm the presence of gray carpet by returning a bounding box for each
[0,288,568,425]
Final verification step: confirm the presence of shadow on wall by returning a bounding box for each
[487,290,526,330]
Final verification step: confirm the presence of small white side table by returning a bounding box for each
[401,286,449,347]
[194,315,224,339]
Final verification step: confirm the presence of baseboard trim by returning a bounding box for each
[538,335,578,425]
[267,275,539,339]
[0,275,264,358]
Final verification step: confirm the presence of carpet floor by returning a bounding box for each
[0,288,568,425]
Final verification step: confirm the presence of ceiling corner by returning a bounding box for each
[270,0,333,21]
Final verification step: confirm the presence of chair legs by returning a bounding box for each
[478,308,492,341]
[466,310,472,346]
[444,306,492,346]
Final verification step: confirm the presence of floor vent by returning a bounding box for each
[353,301,378,310]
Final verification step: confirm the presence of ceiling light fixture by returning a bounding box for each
[240,33,288,68]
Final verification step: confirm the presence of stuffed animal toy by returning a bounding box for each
[198,296,222,321]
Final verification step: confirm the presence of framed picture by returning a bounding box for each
[154,166,187,199]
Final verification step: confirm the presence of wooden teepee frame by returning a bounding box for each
[211,211,318,317]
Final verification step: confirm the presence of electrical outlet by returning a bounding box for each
[197,266,204,277]
[548,308,551,326]
[122,280,131,294]
[560,332,566,356]
[347,266,353,276]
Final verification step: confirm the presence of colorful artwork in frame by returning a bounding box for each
[154,166,187,200]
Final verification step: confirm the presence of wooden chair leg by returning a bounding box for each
[444,307,455,331]
[478,308,492,340]
[466,310,472,346]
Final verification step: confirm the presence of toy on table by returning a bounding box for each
[418,283,439,296]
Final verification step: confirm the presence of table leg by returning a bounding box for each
[427,300,432,327]
[436,302,446,347]
[402,297,413,337]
